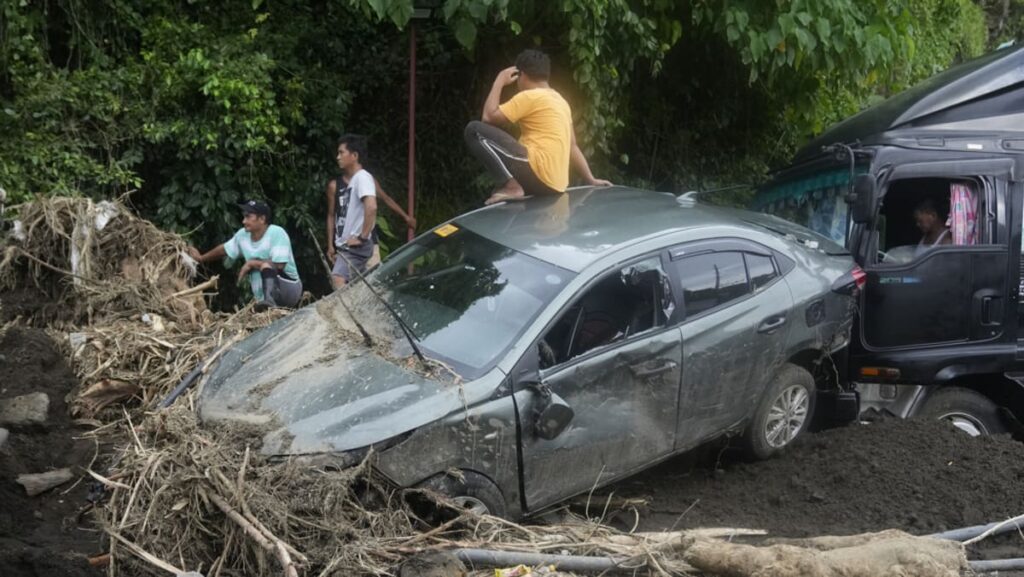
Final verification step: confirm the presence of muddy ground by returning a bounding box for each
[1,323,1022,575]
[609,418,1024,565]
[0,326,102,577]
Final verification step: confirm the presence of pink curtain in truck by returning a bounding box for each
[947,182,977,245]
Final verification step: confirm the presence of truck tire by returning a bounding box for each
[743,363,816,459]
[418,470,507,518]
[917,387,1007,436]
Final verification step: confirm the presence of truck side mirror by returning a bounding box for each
[848,175,875,224]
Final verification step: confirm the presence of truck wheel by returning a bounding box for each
[744,363,816,459]
[918,387,1007,436]
[418,470,507,518]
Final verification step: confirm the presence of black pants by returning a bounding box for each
[464,121,560,196]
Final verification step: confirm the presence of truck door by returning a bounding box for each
[857,161,1011,354]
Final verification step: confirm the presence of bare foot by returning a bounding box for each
[485,190,527,205]
[485,181,527,205]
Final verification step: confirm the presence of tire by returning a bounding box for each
[418,470,507,518]
[743,363,817,459]
[917,387,1007,437]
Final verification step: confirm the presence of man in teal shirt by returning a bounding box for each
[189,200,302,310]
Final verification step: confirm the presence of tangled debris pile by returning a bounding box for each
[0,196,207,328]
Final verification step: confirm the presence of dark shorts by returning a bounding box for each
[332,243,374,281]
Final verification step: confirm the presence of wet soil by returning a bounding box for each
[610,417,1024,570]
[0,326,102,577]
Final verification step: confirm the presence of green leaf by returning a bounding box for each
[454,18,477,50]
[735,10,749,32]
[442,0,462,21]
[365,0,386,19]
[467,1,487,20]
[815,18,831,40]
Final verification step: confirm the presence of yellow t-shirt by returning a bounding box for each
[498,88,572,192]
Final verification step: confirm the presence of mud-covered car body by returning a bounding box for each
[199,187,857,518]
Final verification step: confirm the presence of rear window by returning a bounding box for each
[741,213,849,256]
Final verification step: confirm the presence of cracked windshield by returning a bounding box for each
[347,226,573,378]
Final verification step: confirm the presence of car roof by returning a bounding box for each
[453,186,751,272]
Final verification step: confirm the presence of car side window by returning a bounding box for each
[539,257,673,369]
[676,251,749,317]
[745,253,777,291]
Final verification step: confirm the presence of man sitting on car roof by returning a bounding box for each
[464,49,611,205]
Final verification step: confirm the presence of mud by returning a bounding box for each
[610,417,1024,570]
[0,326,102,577]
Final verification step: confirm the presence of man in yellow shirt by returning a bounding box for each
[465,49,611,205]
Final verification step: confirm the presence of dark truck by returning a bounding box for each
[753,44,1024,436]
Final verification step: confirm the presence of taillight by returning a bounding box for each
[851,266,866,291]
[832,265,866,296]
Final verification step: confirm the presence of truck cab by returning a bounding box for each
[754,45,1024,435]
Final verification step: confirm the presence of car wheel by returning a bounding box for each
[917,387,1007,437]
[418,470,507,518]
[744,363,816,459]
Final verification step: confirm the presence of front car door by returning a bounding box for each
[514,254,682,511]
[856,161,1011,376]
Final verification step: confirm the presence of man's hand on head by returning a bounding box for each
[187,246,202,261]
[495,66,519,87]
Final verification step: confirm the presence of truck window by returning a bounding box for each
[874,177,989,265]
[752,167,859,245]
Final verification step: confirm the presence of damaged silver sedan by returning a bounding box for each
[199,187,859,518]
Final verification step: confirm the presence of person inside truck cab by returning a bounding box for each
[913,198,952,256]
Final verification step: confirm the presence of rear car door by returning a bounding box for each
[668,240,794,446]
[515,254,682,511]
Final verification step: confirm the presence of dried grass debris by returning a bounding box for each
[1,196,205,327]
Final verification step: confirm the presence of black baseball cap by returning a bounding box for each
[238,200,271,218]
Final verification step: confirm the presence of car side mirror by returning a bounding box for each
[535,392,574,440]
[848,175,875,224]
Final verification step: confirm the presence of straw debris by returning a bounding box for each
[1,196,206,327]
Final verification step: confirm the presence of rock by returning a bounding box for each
[399,551,466,577]
[17,468,75,496]
[0,427,8,450]
[0,392,49,426]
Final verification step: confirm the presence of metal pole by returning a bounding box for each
[407,22,417,242]
[453,549,630,573]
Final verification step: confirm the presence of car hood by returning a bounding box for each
[197,301,490,456]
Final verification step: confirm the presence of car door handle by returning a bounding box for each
[757,315,787,334]
[630,360,678,378]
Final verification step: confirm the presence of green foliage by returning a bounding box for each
[620,0,988,206]
[0,0,1000,305]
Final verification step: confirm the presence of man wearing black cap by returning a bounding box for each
[188,200,302,310]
